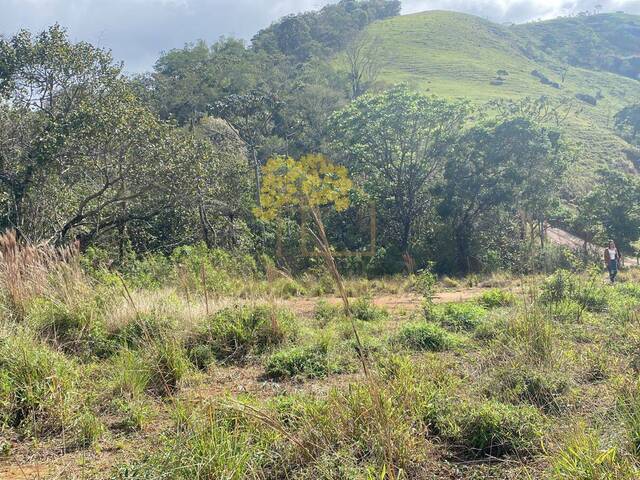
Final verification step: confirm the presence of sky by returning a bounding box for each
[1,0,639,72]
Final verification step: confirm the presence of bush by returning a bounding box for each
[265,344,329,380]
[455,401,544,457]
[541,270,578,304]
[429,302,487,332]
[351,297,388,322]
[27,297,112,359]
[187,305,297,366]
[396,323,460,351]
[109,342,191,398]
[477,289,515,309]
[0,333,80,438]
[313,300,342,325]
[490,363,570,413]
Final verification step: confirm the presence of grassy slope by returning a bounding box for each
[363,11,640,196]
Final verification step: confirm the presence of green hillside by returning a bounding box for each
[362,11,640,196]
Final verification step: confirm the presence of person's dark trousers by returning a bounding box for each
[608,259,618,283]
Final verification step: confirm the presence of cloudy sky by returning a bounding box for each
[1,0,639,72]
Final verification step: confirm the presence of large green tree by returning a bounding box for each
[329,85,468,252]
[437,117,567,272]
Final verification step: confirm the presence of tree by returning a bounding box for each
[344,32,385,99]
[615,104,640,144]
[437,118,567,272]
[0,25,249,256]
[330,85,468,253]
[254,154,352,311]
[579,169,640,251]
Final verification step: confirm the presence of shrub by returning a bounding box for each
[27,297,112,359]
[0,333,80,438]
[541,270,578,304]
[430,302,487,332]
[477,289,515,309]
[187,305,297,366]
[109,342,191,398]
[396,323,460,352]
[490,363,570,413]
[265,344,329,380]
[351,297,388,322]
[313,300,342,325]
[455,401,544,458]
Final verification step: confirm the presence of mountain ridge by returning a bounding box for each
[359,10,640,197]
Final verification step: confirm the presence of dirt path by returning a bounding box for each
[282,287,487,317]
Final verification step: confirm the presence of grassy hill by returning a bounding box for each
[360,11,640,197]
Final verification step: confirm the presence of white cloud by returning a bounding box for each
[1,0,639,71]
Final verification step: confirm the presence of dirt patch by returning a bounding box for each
[0,464,50,480]
[281,289,486,318]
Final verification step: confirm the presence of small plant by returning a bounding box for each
[265,343,330,380]
[455,400,544,458]
[113,398,153,432]
[351,297,388,322]
[582,347,611,383]
[541,270,578,304]
[414,267,437,299]
[490,362,570,413]
[429,302,487,332]
[550,299,584,323]
[313,300,343,325]
[72,409,104,447]
[395,322,460,351]
[187,305,297,364]
[508,308,554,364]
[552,426,637,479]
[0,332,80,438]
[477,289,515,309]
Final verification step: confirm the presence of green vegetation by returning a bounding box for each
[4,2,640,478]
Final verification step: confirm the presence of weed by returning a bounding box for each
[395,323,460,351]
[477,288,515,309]
[187,305,297,365]
[351,297,389,322]
[551,426,637,479]
[429,302,487,332]
[265,344,330,380]
[455,400,544,458]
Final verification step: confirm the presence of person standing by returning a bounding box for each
[604,240,621,283]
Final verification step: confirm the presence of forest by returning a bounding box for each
[3,0,640,478]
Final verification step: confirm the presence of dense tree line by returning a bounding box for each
[3,2,638,275]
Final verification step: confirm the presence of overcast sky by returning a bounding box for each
[1,0,639,72]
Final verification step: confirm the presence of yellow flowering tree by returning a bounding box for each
[255,153,353,311]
